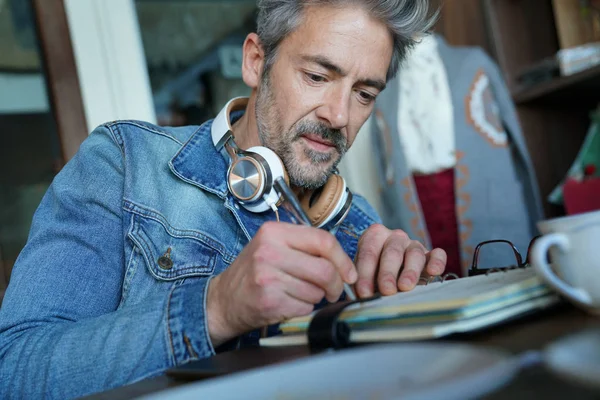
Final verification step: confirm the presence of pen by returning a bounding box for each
[273,177,357,301]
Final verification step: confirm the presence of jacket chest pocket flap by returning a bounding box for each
[129,213,222,281]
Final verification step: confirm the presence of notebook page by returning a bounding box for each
[345,268,544,314]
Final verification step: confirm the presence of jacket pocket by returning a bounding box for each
[128,212,222,281]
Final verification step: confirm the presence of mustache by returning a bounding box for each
[293,121,347,153]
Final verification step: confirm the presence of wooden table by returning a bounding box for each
[86,303,600,399]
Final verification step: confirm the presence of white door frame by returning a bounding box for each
[64,0,156,132]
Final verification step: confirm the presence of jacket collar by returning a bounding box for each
[169,108,246,198]
[168,104,295,241]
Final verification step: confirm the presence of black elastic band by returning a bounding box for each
[307,294,380,353]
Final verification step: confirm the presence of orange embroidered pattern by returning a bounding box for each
[401,176,428,245]
[465,69,508,148]
[455,151,474,272]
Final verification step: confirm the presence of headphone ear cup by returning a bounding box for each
[242,146,287,211]
[228,155,265,202]
[299,174,346,227]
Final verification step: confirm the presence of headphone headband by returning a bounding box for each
[211,97,249,152]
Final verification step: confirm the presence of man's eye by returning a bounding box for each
[306,73,326,83]
[358,91,375,103]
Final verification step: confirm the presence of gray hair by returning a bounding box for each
[256,0,437,81]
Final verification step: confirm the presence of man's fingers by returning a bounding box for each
[354,224,389,298]
[425,248,447,276]
[276,269,328,305]
[272,223,356,284]
[377,230,410,296]
[277,249,344,302]
[397,241,427,291]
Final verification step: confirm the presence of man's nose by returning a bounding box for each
[316,86,350,130]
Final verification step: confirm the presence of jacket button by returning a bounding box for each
[158,256,173,270]
[158,248,173,270]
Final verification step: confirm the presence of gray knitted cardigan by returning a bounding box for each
[371,36,544,274]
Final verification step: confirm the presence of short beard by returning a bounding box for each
[284,120,347,189]
[255,69,347,189]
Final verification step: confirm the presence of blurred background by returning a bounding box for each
[1,0,600,291]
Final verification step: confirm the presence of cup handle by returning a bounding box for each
[531,233,593,306]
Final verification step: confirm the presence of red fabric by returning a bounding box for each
[413,168,462,276]
[563,177,600,215]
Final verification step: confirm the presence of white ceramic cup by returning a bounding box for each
[531,210,600,314]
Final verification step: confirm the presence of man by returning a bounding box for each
[0,0,445,398]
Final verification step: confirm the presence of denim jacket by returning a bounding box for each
[0,115,380,399]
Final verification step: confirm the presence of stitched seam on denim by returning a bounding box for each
[127,220,216,281]
[170,122,206,161]
[234,225,246,258]
[341,204,376,233]
[127,220,164,282]
[168,121,229,198]
[202,275,216,356]
[351,203,377,226]
[183,335,198,359]
[106,120,184,145]
[123,200,235,263]
[149,272,214,281]
[154,266,214,274]
[340,227,359,239]
[224,201,252,242]
[104,123,125,149]
[131,208,232,265]
[166,281,179,365]
[168,122,205,165]
[168,161,227,199]
[130,219,212,281]
[123,200,219,245]
[118,237,138,308]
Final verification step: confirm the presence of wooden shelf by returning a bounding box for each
[512,64,600,106]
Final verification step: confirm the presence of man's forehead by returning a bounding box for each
[285,5,393,82]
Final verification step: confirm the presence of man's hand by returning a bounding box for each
[354,224,447,298]
[206,222,357,347]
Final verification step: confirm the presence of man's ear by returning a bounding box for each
[241,33,265,89]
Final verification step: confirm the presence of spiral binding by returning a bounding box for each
[478,265,529,276]
[416,264,532,285]
[418,273,460,285]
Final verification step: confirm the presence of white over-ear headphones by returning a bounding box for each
[211,97,352,228]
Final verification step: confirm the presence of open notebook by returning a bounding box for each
[260,268,561,347]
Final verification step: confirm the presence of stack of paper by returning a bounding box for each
[260,268,561,346]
